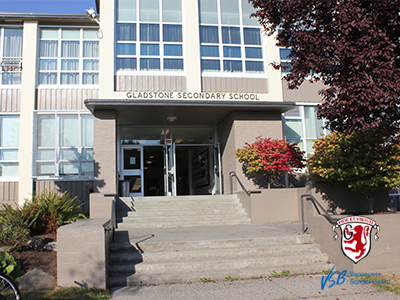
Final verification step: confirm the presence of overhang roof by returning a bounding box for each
[84,99,295,126]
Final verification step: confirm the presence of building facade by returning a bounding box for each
[0,0,323,210]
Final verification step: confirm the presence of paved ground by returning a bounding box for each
[111,274,400,300]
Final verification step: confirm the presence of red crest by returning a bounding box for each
[333,217,379,264]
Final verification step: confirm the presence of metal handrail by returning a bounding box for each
[104,194,117,241]
[229,171,261,196]
[301,193,342,234]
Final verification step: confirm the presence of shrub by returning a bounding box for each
[32,190,86,233]
[307,127,400,213]
[0,202,39,246]
[0,252,23,283]
[235,136,305,188]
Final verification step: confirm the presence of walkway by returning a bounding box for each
[111,274,399,299]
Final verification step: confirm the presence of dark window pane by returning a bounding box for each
[245,47,262,58]
[222,27,240,44]
[140,44,160,55]
[243,28,261,45]
[140,58,160,70]
[163,24,182,42]
[223,46,241,58]
[140,24,159,41]
[201,45,219,57]
[164,58,183,70]
[201,59,220,71]
[246,61,264,72]
[164,44,182,56]
[223,60,242,72]
[200,26,219,43]
[117,23,137,41]
[116,58,137,70]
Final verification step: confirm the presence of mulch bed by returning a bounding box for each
[6,233,57,279]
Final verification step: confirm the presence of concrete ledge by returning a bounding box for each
[237,188,304,223]
[90,193,114,219]
[57,218,112,289]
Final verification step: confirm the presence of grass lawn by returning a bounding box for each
[20,287,111,300]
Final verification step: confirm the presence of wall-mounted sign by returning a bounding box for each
[126,91,260,101]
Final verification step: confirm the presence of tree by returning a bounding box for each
[249,0,400,132]
[307,127,400,213]
[235,136,305,188]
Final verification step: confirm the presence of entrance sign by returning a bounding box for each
[126,91,260,101]
[333,217,380,263]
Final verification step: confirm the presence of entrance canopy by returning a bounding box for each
[84,99,295,126]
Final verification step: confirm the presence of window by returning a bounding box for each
[38,28,99,85]
[115,0,184,73]
[283,106,326,155]
[280,48,293,75]
[0,116,19,178]
[34,112,94,178]
[199,0,264,74]
[0,28,23,85]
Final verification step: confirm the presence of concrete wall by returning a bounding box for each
[237,188,301,223]
[57,218,112,289]
[302,185,400,275]
[282,80,324,103]
[90,194,114,219]
[218,111,283,194]
[93,110,117,195]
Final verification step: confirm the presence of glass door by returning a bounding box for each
[121,145,143,197]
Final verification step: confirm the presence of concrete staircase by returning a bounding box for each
[109,195,332,287]
[116,194,251,228]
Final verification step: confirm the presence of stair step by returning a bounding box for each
[121,214,249,222]
[110,235,315,252]
[126,208,244,216]
[110,244,323,264]
[116,219,250,229]
[110,253,328,274]
[108,263,334,286]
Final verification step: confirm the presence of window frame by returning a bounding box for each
[282,105,328,156]
[0,114,20,181]
[115,0,185,75]
[34,111,94,180]
[38,26,100,87]
[199,0,265,77]
[0,26,23,86]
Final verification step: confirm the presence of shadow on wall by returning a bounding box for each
[311,181,391,214]
[241,164,310,188]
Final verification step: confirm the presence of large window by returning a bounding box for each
[115,0,184,73]
[199,0,264,74]
[0,28,23,85]
[38,28,99,85]
[0,116,19,178]
[34,112,94,178]
[283,106,326,155]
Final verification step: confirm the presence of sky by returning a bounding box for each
[0,0,97,14]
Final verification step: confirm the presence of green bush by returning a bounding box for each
[0,201,39,245]
[0,252,23,283]
[32,190,86,233]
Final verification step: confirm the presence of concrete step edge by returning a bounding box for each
[108,263,334,287]
[109,253,329,274]
[110,234,315,251]
[109,244,323,263]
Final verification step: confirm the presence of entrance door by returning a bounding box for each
[121,145,143,197]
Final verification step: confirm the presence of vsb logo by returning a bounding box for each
[333,217,380,263]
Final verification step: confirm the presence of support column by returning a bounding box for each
[19,21,38,204]
[93,110,117,195]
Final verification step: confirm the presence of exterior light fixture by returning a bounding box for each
[85,7,103,38]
